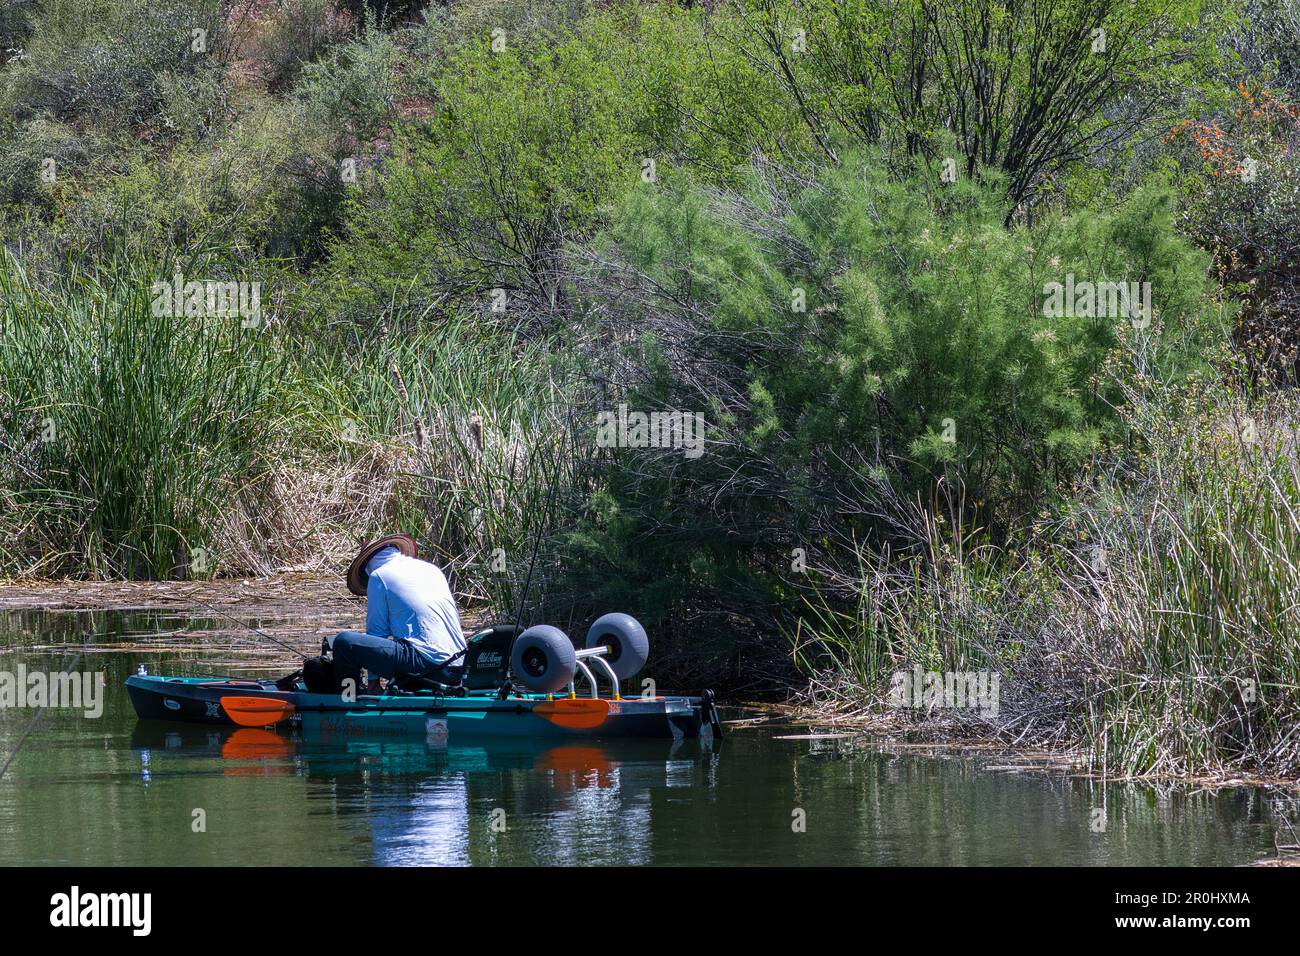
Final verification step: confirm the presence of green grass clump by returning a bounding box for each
[293,311,580,611]
[1071,379,1300,777]
[0,250,278,577]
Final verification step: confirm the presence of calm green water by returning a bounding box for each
[0,609,1290,866]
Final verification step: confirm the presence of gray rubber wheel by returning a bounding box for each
[511,625,577,693]
[585,613,649,680]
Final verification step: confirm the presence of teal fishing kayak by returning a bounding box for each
[125,675,720,741]
[126,614,722,741]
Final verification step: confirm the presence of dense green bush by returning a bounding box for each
[556,154,1227,656]
[0,117,90,206]
[2,0,225,129]
[0,0,36,55]
[1231,0,1300,96]
[406,0,590,61]
[297,20,399,146]
[241,0,355,92]
[327,4,785,323]
[329,17,646,320]
[723,0,1223,209]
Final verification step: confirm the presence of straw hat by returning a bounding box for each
[346,534,418,596]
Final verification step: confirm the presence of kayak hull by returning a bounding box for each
[126,675,718,741]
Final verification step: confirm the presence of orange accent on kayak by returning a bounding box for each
[220,696,296,727]
[533,698,610,730]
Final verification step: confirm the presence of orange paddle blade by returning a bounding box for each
[220,696,296,727]
[533,698,610,730]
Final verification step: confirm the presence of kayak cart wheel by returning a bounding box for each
[511,625,577,693]
[585,613,649,680]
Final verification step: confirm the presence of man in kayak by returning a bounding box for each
[333,534,466,695]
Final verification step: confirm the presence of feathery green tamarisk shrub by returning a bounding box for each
[561,151,1226,667]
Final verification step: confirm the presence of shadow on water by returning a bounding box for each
[0,609,1293,866]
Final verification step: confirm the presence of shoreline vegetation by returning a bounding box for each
[14,574,1300,824]
[3,0,1300,784]
[4,571,1299,798]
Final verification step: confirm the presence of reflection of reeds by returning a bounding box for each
[30,637,307,654]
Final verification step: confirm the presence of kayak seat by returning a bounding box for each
[387,624,522,695]
[389,665,467,696]
[462,624,523,691]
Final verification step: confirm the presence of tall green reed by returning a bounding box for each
[0,249,278,577]
[791,372,1300,777]
[1071,380,1300,777]
[790,494,1016,699]
[295,310,579,613]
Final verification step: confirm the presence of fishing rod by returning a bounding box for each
[191,601,312,661]
[0,649,85,782]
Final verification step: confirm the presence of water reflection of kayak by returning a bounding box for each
[126,674,722,742]
[128,720,716,782]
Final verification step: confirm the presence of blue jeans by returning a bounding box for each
[332,631,456,691]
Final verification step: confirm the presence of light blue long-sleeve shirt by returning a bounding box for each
[364,547,466,666]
